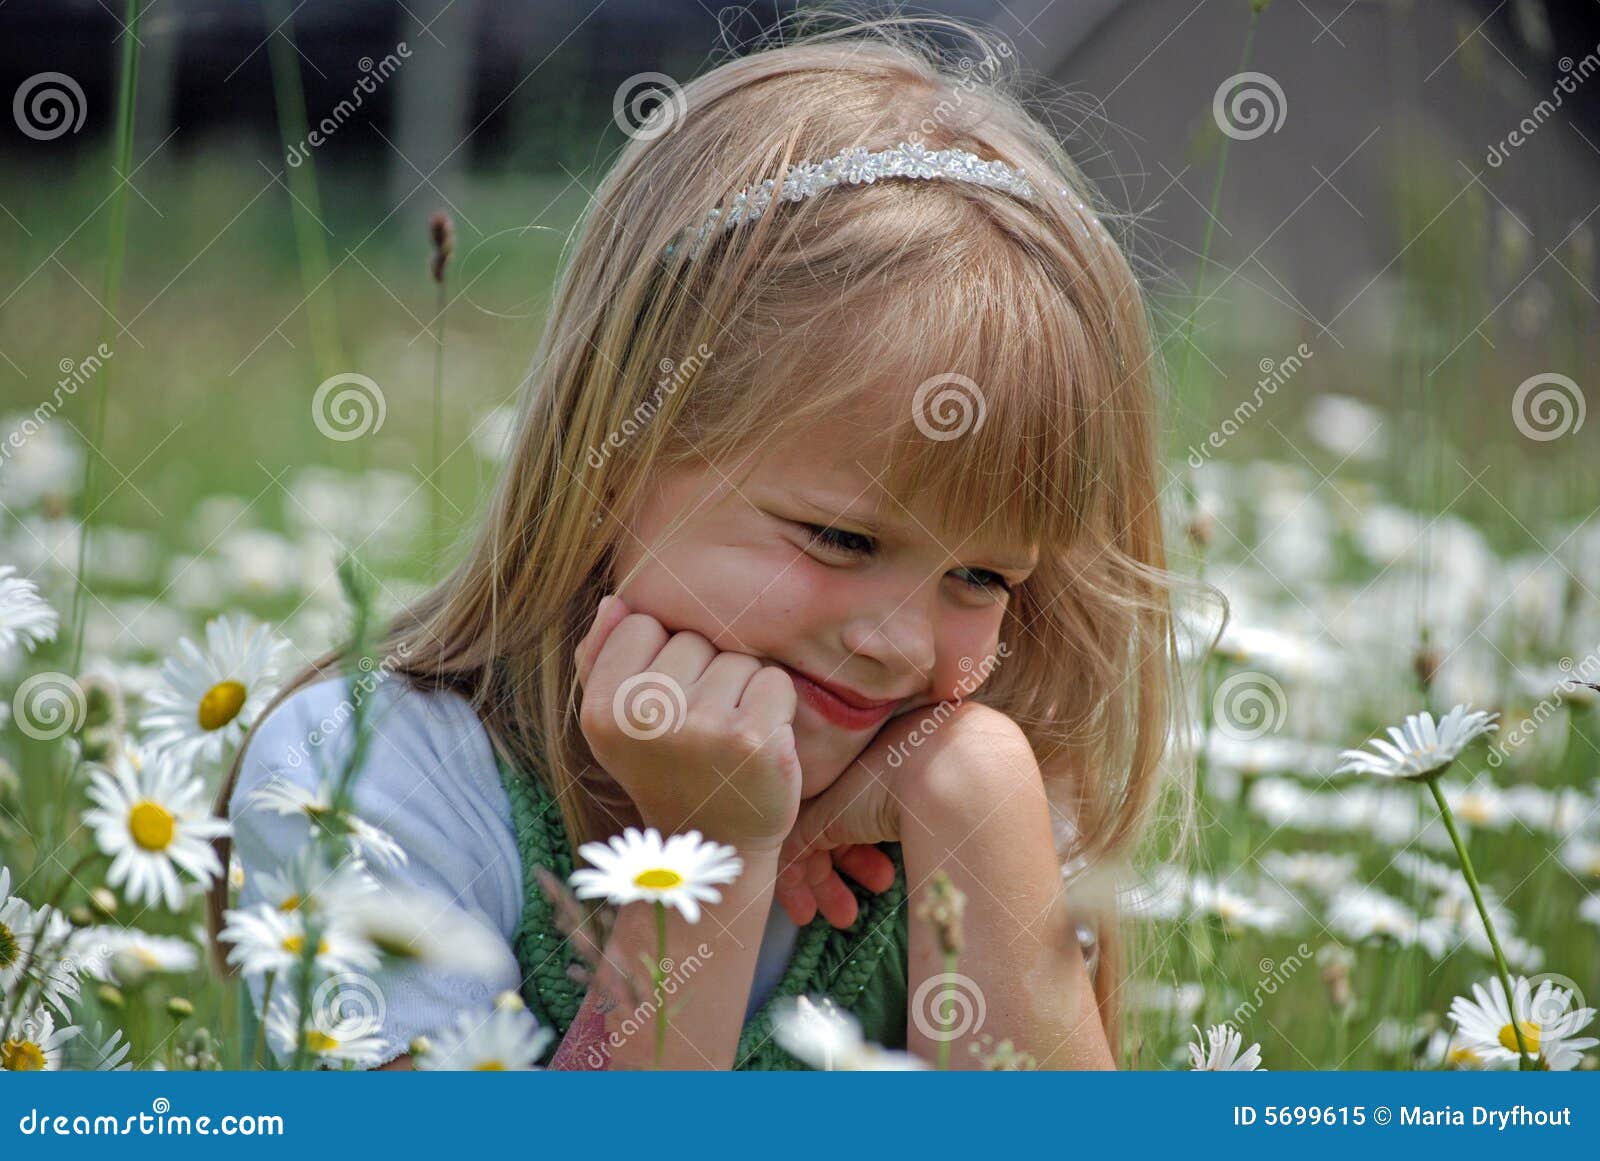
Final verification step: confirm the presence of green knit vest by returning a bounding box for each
[495,754,909,1069]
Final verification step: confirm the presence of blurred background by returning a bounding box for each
[2,0,1598,1069]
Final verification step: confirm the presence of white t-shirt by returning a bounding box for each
[229,673,801,1066]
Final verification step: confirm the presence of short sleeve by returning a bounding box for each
[229,674,525,1067]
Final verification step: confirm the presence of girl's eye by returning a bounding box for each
[951,567,1013,596]
[801,523,874,556]
[801,523,1013,596]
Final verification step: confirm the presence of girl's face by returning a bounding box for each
[611,404,1037,801]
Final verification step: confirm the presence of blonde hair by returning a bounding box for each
[210,9,1198,1065]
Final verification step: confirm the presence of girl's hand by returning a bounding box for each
[574,593,802,853]
[775,699,1030,928]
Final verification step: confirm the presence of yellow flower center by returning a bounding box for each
[1447,1044,1481,1067]
[0,921,18,969]
[1499,1020,1540,1054]
[303,1030,339,1054]
[2,1038,46,1071]
[197,680,248,732]
[128,800,176,851]
[474,1061,506,1070]
[634,867,685,890]
[277,894,302,912]
[1457,797,1493,825]
[280,934,328,957]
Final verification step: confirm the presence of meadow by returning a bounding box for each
[1,6,1598,1072]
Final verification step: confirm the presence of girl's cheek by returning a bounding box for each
[933,619,1007,702]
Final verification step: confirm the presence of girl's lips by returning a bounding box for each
[782,666,899,731]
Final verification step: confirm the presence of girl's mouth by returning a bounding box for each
[778,664,900,731]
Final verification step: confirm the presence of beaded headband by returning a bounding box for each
[662,140,1102,261]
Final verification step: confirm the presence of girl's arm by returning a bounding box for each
[901,714,1114,1070]
[548,845,784,1070]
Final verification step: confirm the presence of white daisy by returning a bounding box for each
[771,995,927,1071]
[264,991,387,1069]
[139,614,292,767]
[416,993,553,1070]
[1327,885,1452,958]
[1335,703,1499,781]
[1259,850,1358,895]
[1581,893,1600,931]
[1419,1027,1510,1070]
[219,902,379,980]
[0,865,36,994]
[253,844,380,917]
[1442,777,1513,830]
[82,747,229,911]
[0,566,58,658]
[569,827,743,923]
[328,883,516,979]
[1188,877,1289,934]
[1558,836,1600,881]
[0,1007,78,1071]
[95,928,199,983]
[77,1022,133,1070]
[1449,975,1599,1070]
[0,873,79,1016]
[1187,1023,1265,1071]
[245,776,406,870]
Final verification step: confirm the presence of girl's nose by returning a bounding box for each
[840,599,936,680]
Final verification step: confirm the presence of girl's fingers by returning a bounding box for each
[832,844,896,893]
[802,848,833,888]
[574,594,632,688]
[777,880,817,926]
[812,872,859,929]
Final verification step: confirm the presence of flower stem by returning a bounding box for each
[66,0,142,678]
[936,950,958,1070]
[1426,777,1534,1069]
[652,900,667,1069]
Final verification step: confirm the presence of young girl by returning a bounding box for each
[209,13,1185,1070]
